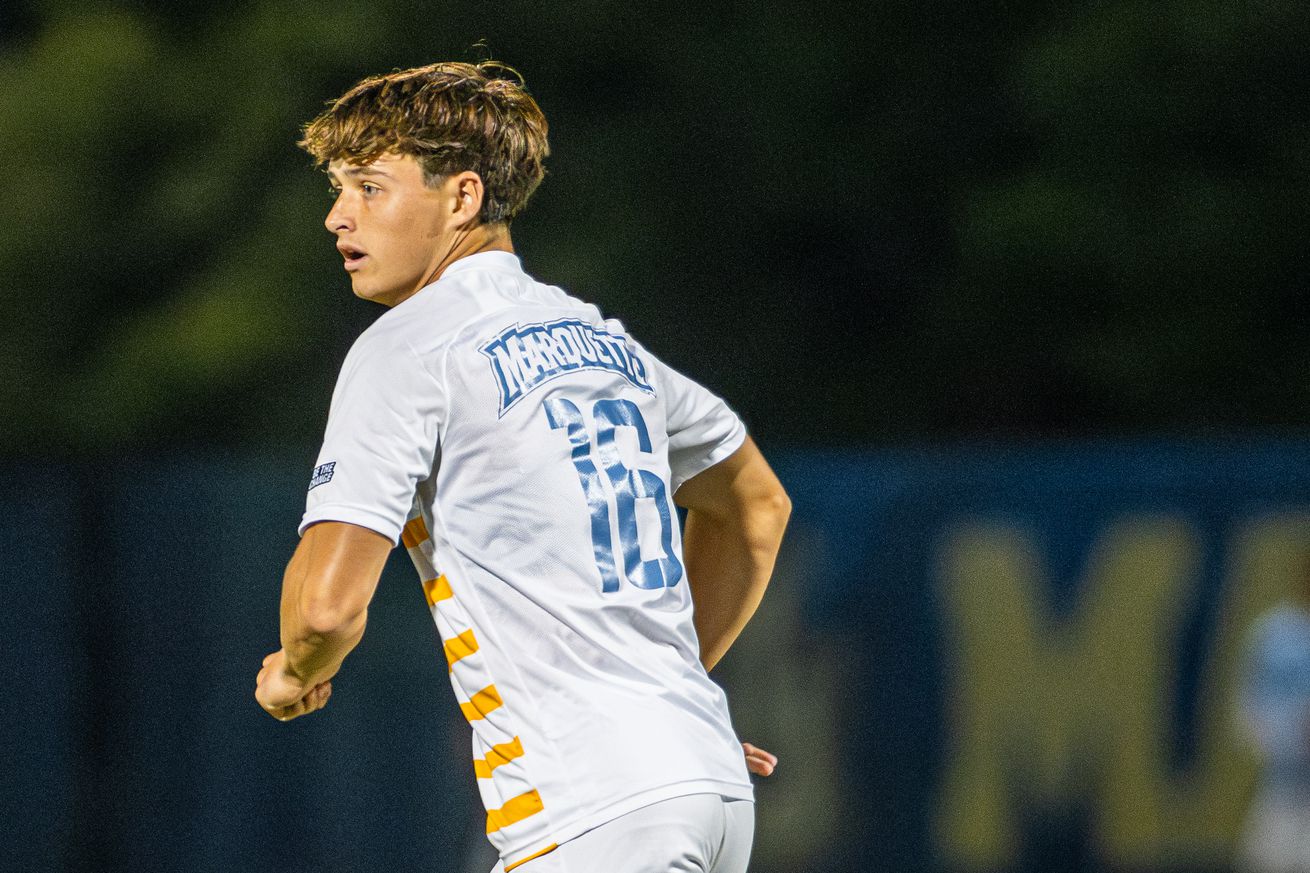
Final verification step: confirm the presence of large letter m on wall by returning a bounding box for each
[933,514,1309,869]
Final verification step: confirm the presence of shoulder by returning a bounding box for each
[1249,604,1310,652]
[342,273,509,372]
[338,310,430,383]
[444,266,615,361]
[1260,604,1310,631]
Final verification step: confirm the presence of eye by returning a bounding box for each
[327,186,341,198]
[361,182,380,195]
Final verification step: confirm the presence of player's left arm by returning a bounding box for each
[674,436,791,672]
[675,437,789,778]
[255,521,392,721]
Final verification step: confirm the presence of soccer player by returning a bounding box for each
[1234,557,1310,873]
[254,61,790,873]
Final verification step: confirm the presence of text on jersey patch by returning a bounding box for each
[479,318,653,416]
[308,461,337,490]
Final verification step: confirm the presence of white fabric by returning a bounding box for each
[490,794,755,873]
[301,252,752,869]
[1235,793,1310,873]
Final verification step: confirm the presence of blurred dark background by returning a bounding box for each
[6,0,1308,452]
[4,1,1310,872]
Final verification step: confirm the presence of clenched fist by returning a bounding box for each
[255,649,333,722]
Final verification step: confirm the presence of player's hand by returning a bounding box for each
[742,742,777,777]
[255,649,333,722]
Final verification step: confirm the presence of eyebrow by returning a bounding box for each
[326,165,394,185]
[341,166,392,179]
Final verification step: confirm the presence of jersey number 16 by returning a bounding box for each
[544,397,683,593]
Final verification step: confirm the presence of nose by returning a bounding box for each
[325,193,354,234]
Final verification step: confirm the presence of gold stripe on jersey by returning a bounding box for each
[401,517,430,548]
[423,574,452,606]
[473,736,525,779]
[444,628,479,671]
[460,684,504,721]
[505,843,558,871]
[486,789,545,834]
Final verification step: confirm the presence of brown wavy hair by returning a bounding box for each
[299,61,549,224]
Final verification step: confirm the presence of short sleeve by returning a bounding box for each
[299,330,446,545]
[644,347,747,492]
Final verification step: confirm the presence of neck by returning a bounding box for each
[393,223,514,307]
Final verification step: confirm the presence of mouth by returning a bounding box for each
[337,243,369,272]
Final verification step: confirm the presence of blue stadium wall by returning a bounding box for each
[4,441,1308,873]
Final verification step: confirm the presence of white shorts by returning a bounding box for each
[491,793,755,873]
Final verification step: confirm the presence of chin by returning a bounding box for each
[349,279,392,305]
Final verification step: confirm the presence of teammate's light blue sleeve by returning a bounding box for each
[299,326,446,545]
[1238,606,1310,772]
[640,346,747,492]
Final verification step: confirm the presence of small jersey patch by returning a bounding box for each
[308,461,337,490]
[479,318,653,416]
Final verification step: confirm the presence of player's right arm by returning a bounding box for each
[674,435,791,672]
[256,319,444,722]
[255,520,392,721]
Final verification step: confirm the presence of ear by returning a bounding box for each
[449,171,485,224]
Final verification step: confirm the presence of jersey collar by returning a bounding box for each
[437,250,525,280]
[398,251,526,312]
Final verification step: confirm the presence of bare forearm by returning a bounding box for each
[684,499,789,670]
[275,524,378,685]
[282,611,367,685]
[257,523,390,721]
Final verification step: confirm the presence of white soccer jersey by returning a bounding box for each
[300,251,753,870]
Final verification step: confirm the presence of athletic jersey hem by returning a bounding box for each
[298,503,402,546]
[498,778,754,869]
